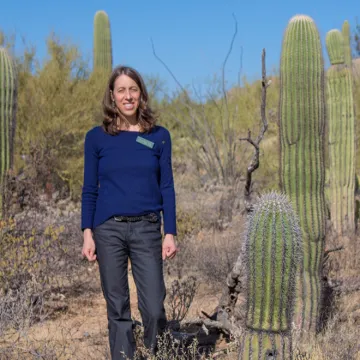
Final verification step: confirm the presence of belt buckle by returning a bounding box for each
[146,213,158,223]
[114,215,126,222]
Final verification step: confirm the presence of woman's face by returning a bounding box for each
[112,74,141,120]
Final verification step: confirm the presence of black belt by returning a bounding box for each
[113,213,158,223]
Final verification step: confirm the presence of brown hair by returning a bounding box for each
[102,65,157,135]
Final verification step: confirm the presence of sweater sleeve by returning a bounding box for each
[81,129,99,231]
[159,129,177,235]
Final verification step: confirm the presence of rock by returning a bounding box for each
[52,191,59,201]
[49,292,66,301]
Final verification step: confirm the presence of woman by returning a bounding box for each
[81,65,177,360]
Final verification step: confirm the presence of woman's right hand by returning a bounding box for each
[82,229,97,262]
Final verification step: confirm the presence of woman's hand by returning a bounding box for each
[82,229,97,262]
[162,234,178,260]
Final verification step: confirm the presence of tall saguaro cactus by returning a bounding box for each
[239,192,302,360]
[93,10,113,73]
[326,29,355,235]
[0,47,17,217]
[279,15,326,333]
[342,20,352,67]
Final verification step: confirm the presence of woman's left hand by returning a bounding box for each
[162,234,178,260]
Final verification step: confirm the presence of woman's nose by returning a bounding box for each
[125,90,132,99]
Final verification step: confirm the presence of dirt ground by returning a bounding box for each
[0,265,234,360]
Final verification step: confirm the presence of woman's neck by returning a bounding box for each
[117,116,140,131]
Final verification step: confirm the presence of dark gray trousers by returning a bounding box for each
[93,217,167,360]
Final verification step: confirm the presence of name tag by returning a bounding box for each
[136,136,154,149]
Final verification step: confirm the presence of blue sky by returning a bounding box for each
[0,0,358,93]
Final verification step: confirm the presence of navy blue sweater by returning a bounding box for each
[81,125,177,235]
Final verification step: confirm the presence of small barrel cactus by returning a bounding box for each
[0,47,17,218]
[93,10,113,72]
[279,14,326,333]
[239,191,302,360]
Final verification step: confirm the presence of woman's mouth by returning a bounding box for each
[124,103,134,110]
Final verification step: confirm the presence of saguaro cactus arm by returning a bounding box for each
[326,28,356,235]
[342,20,352,67]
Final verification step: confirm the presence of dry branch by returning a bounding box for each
[215,253,244,331]
[324,246,344,256]
[323,246,344,266]
[239,48,270,212]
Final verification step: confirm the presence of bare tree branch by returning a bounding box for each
[151,18,242,186]
[151,38,186,93]
[220,14,238,177]
[324,246,344,257]
[323,246,345,266]
[221,13,238,118]
[239,48,270,212]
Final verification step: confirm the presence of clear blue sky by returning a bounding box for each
[0,0,358,93]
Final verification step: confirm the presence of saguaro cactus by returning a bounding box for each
[93,10,113,72]
[239,192,302,360]
[279,14,326,333]
[342,20,352,67]
[326,29,355,235]
[0,47,17,217]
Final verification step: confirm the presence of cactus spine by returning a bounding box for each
[279,15,326,333]
[342,20,352,67]
[326,29,355,235]
[240,192,302,360]
[93,10,113,72]
[0,47,17,217]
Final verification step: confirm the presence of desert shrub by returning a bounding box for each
[0,218,65,290]
[293,311,360,360]
[14,36,106,201]
[191,232,241,288]
[0,323,81,359]
[165,228,241,289]
[0,218,66,332]
[167,276,197,322]
[131,330,206,360]
[176,208,204,243]
[0,278,46,334]
[315,315,360,359]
